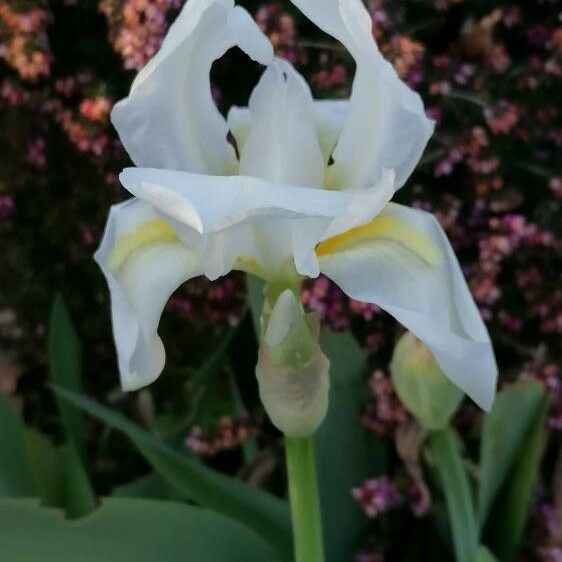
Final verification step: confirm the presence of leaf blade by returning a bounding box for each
[315,331,384,562]
[48,294,85,458]
[0,498,278,562]
[478,380,545,529]
[53,386,292,560]
[484,394,548,562]
[0,392,37,497]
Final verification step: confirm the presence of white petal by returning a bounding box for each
[312,100,349,162]
[227,99,349,164]
[111,0,273,174]
[119,167,394,279]
[95,200,202,391]
[290,0,434,189]
[319,203,498,409]
[238,59,325,187]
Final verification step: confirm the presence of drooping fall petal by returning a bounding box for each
[94,200,202,390]
[317,203,497,409]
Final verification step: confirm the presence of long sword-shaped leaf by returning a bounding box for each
[0,392,36,497]
[48,294,86,458]
[53,386,292,560]
[315,331,385,562]
[484,395,549,562]
[47,294,96,517]
[478,380,545,529]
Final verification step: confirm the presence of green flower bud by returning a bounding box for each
[256,289,330,437]
[390,332,463,430]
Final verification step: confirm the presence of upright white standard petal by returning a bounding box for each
[290,0,434,189]
[310,100,349,163]
[228,99,348,166]
[238,59,325,187]
[318,203,498,409]
[95,199,202,390]
[112,0,273,174]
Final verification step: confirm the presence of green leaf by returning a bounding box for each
[474,546,499,562]
[25,429,97,517]
[24,429,64,507]
[429,428,479,562]
[246,275,265,336]
[315,331,383,562]
[47,294,97,517]
[62,442,98,518]
[48,294,86,458]
[228,370,259,465]
[112,472,182,501]
[0,498,278,562]
[53,386,292,560]
[0,392,36,497]
[485,395,548,562]
[478,380,545,529]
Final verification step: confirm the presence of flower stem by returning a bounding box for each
[285,436,325,562]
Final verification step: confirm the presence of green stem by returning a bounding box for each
[429,428,479,562]
[285,436,325,562]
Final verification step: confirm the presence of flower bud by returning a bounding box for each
[390,332,463,430]
[256,289,330,437]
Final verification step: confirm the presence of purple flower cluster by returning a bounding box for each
[185,412,259,457]
[352,476,404,519]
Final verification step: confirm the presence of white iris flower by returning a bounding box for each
[95,0,498,410]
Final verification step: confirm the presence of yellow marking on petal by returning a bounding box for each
[316,215,443,266]
[107,218,177,271]
[234,255,264,278]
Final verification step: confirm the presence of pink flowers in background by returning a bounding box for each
[25,137,46,168]
[485,100,519,135]
[186,413,260,457]
[361,370,407,437]
[520,362,562,430]
[352,477,403,519]
[79,96,111,124]
[0,4,52,81]
[0,195,13,225]
[531,503,562,562]
[99,0,181,70]
[256,2,298,62]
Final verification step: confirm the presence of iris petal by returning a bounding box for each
[95,200,202,390]
[290,0,434,189]
[319,202,498,409]
[112,0,273,174]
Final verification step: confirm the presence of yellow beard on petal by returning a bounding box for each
[315,215,443,266]
[107,218,178,271]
